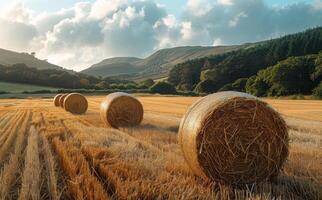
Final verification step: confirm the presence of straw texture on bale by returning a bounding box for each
[59,94,68,108]
[100,92,143,128]
[53,94,63,107]
[178,91,288,185]
[64,93,88,114]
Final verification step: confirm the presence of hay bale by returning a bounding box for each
[178,91,288,185]
[53,94,63,107]
[100,92,143,128]
[64,93,88,114]
[59,94,68,108]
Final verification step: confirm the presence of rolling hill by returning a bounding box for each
[82,44,253,80]
[0,48,63,70]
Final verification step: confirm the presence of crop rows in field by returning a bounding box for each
[0,98,321,199]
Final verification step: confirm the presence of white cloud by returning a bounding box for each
[228,12,247,27]
[2,1,33,23]
[213,38,223,46]
[217,0,234,6]
[186,0,213,16]
[314,0,322,10]
[181,21,193,40]
[89,0,128,19]
[0,0,322,71]
[162,14,176,28]
[33,8,74,35]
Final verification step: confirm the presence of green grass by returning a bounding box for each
[0,81,59,93]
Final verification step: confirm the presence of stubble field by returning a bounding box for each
[0,96,321,200]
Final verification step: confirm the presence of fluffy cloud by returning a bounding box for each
[0,2,37,51]
[186,0,212,16]
[183,0,322,45]
[0,0,322,71]
[0,19,37,51]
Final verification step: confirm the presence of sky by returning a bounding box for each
[0,0,321,71]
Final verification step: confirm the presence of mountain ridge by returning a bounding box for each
[82,44,253,80]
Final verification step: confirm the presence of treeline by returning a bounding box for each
[168,27,322,97]
[0,64,182,94]
[0,64,147,90]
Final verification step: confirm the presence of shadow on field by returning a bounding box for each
[217,175,322,199]
[129,123,179,133]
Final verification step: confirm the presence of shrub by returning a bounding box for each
[95,81,109,89]
[176,83,194,91]
[0,91,8,94]
[313,82,322,98]
[139,79,155,88]
[194,80,216,94]
[150,82,176,94]
[219,78,248,92]
[22,90,53,94]
[124,83,138,89]
[246,76,270,97]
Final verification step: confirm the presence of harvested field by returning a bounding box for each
[0,96,321,200]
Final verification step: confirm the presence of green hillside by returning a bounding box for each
[0,81,59,93]
[0,48,63,70]
[82,44,252,80]
[168,27,322,96]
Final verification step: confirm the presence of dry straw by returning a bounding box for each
[64,93,88,114]
[59,94,68,108]
[178,91,289,185]
[53,94,63,107]
[100,92,143,128]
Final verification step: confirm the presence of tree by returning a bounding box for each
[219,78,248,92]
[150,82,176,94]
[313,82,322,98]
[176,83,194,91]
[96,81,109,89]
[246,76,270,96]
[194,80,216,94]
[168,27,322,92]
[139,79,155,88]
[80,78,90,87]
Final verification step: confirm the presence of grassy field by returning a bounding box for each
[0,96,321,199]
[0,81,58,93]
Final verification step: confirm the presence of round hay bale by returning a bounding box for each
[53,94,63,107]
[100,92,143,128]
[64,93,88,114]
[59,94,68,108]
[178,91,288,185]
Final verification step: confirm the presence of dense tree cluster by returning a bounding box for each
[246,52,322,96]
[168,27,322,96]
[313,82,322,98]
[150,82,177,94]
[0,64,179,94]
[0,64,136,90]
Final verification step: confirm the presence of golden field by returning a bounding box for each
[0,96,321,200]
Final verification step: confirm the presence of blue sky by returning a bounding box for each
[0,0,321,70]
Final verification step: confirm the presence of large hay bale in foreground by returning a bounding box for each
[59,94,68,108]
[100,92,143,128]
[178,91,288,185]
[53,94,63,107]
[64,93,88,114]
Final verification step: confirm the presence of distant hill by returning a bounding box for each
[0,48,63,70]
[84,57,142,77]
[82,45,253,80]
